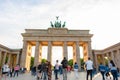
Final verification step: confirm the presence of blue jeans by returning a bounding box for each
[43,71,47,80]
[14,70,19,77]
[100,71,105,80]
[111,70,118,80]
[54,69,59,79]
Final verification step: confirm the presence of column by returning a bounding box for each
[34,41,42,66]
[117,50,120,69]
[16,53,20,65]
[94,54,98,71]
[3,52,7,65]
[106,53,109,60]
[102,54,105,65]
[63,41,68,60]
[20,40,28,68]
[87,41,93,60]
[75,41,81,71]
[73,47,76,64]
[111,51,114,61]
[0,51,2,66]
[7,53,11,64]
[47,41,52,62]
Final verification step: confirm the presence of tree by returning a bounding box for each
[41,58,47,63]
[68,59,73,67]
[30,57,34,67]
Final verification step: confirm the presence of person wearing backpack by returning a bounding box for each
[61,57,68,80]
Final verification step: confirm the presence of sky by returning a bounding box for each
[0,0,120,64]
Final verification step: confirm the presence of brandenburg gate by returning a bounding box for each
[20,17,93,70]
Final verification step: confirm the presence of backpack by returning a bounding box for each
[63,60,68,68]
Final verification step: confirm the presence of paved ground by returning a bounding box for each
[0,71,120,80]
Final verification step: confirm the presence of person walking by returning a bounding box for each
[13,64,20,77]
[42,61,48,80]
[85,57,93,80]
[98,63,106,80]
[61,57,68,80]
[73,62,79,79]
[48,61,52,80]
[2,62,9,80]
[109,60,118,80]
[54,60,59,80]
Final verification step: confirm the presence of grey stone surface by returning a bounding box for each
[1,71,120,80]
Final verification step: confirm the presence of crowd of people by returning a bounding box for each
[0,62,26,80]
[0,57,120,80]
[98,60,119,80]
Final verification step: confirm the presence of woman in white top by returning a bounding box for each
[2,62,9,80]
[54,60,59,80]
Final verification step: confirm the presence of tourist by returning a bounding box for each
[36,63,42,80]
[31,66,36,76]
[13,64,20,77]
[48,61,52,80]
[98,63,106,80]
[109,60,118,80]
[85,57,93,80]
[67,65,71,73]
[73,62,79,79]
[9,66,14,77]
[105,64,111,79]
[2,62,9,80]
[54,60,59,80]
[42,61,48,80]
[61,57,68,80]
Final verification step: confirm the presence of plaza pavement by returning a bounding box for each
[1,71,120,80]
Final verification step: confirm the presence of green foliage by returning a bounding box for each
[80,58,85,70]
[80,58,85,66]
[68,58,85,67]
[41,58,47,63]
[5,56,8,63]
[30,57,34,67]
[68,59,73,67]
[105,58,108,65]
[30,57,47,67]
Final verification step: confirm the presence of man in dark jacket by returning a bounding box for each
[61,57,68,80]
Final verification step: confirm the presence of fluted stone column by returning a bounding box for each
[0,50,2,65]
[87,41,93,60]
[111,51,114,61]
[16,53,20,65]
[34,41,42,66]
[106,53,109,60]
[63,41,68,60]
[75,41,81,71]
[73,43,76,64]
[3,52,7,65]
[102,54,105,65]
[47,41,52,62]
[117,50,120,69]
[8,54,11,64]
[20,40,28,68]
[94,54,98,71]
